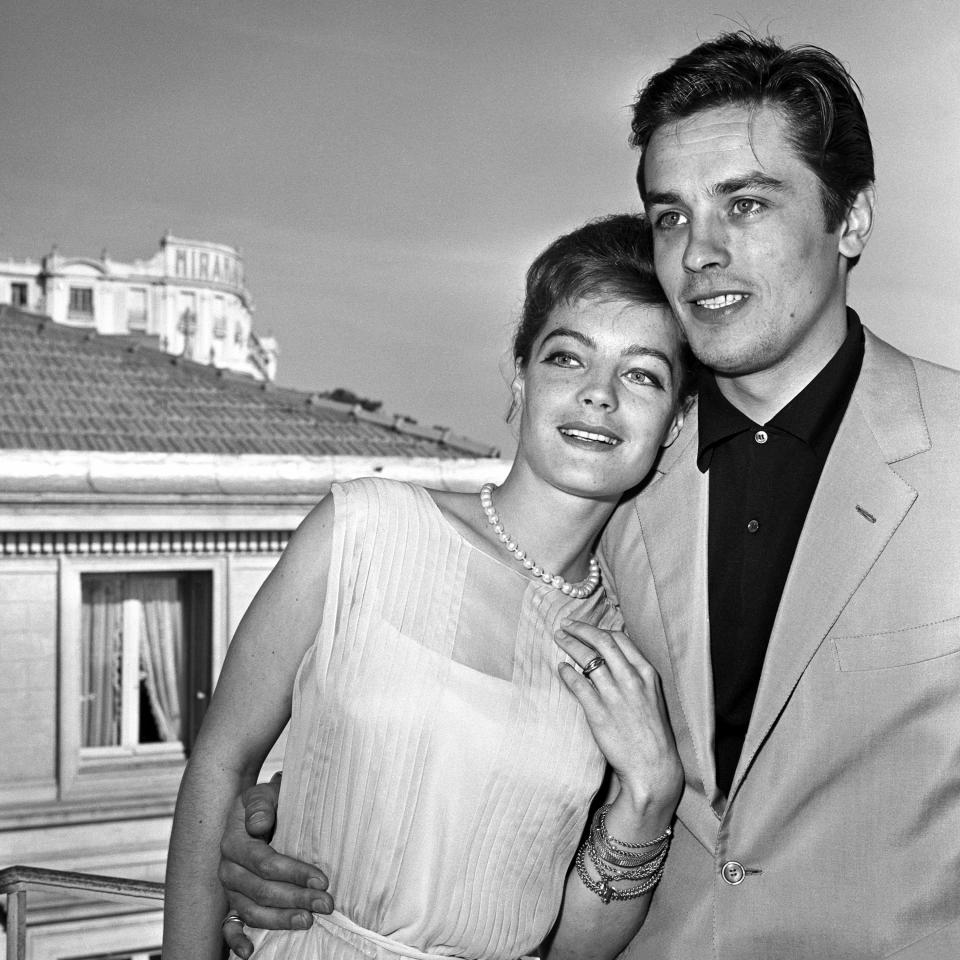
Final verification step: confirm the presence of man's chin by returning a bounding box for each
[686,342,767,378]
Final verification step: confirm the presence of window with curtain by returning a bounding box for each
[80,571,211,753]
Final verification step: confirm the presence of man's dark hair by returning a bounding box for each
[512,214,699,407]
[630,31,874,230]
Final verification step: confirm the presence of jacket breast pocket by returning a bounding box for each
[833,615,960,672]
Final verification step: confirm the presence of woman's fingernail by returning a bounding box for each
[295,912,313,929]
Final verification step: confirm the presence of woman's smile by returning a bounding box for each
[558,421,624,449]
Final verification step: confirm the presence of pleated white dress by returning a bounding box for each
[242,478,620,960]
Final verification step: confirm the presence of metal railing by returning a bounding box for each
[0,865,164,960]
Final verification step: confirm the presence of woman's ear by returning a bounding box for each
[509,360,525,420]
[661,406,685,448]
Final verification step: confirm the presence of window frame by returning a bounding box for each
[68,286,95,321]
[126,287,149,332]
[58,555,226,800]
[11,281,29,307]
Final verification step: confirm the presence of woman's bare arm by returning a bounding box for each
[162,496,335,960]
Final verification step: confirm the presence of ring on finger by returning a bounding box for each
[222,912,244,929]
[582,655,607,678]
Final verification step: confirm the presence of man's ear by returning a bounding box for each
[838,184,875,260]
[662,406,685,448]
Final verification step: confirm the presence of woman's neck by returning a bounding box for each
[481,470,617,582]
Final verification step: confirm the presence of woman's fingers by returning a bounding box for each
[555,620,683,811]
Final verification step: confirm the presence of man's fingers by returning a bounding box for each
[221,917,254,959]
[240,780,281,838]
[227,891,319,932]
[248,848,329,888]
[218,855,330,907]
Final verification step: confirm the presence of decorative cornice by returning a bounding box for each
[1,529,290,557]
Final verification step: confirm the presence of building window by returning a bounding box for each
[68,286,95,320]
[79,571,212,755]
[127,288,148,332]
[213,295,226,338]
[10,281,28,307]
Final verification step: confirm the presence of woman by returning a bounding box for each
[164,214,698,960]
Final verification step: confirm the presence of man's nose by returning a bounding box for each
[682,216,731,272]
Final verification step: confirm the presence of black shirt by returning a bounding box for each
[698,311,865,797]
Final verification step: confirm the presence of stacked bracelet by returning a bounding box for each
[575,803,672,904]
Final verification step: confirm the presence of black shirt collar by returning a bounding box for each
[697,309,865,471]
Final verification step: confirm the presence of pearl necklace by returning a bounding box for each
[479,483,601,598]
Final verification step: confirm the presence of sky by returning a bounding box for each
[2,1,958,456]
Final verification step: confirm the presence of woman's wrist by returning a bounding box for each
[606,777,680,840]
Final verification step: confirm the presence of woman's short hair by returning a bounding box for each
[511,213,699,407]
[630,31,874,230]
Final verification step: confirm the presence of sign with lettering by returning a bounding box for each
[164,239,244,291]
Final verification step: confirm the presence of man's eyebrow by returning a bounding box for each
[644,189,683,208]
[711,173,786,197]
[644,173,787,208]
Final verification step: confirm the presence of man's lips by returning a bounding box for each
[558,423,623,447]
[692,292,747,310]
[682,289,751,320]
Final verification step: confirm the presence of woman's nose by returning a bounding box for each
[578,375,617,411]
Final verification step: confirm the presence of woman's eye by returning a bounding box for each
[732,197,765,217]
[624,368,663,389]
[543,351,581,368]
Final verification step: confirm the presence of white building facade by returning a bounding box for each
[0,235,278,381]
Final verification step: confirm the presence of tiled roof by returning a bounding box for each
[0,306,499,458]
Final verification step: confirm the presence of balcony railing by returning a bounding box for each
[0,865,164,960]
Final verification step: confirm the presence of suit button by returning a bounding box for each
[721,860,746,885]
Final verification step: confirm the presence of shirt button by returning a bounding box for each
[746,519,760,533]
[721,861,746,885]
[754,430,768,444]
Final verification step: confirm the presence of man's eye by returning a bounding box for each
[732,198,765,217]
[655,210,687,229]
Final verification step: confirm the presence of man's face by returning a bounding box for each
[643,104,851,384]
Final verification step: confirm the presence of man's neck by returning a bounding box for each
[714,317,850,425]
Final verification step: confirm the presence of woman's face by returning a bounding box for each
[512,297,685,501]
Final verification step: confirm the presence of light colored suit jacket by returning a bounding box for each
[601,329,960,959]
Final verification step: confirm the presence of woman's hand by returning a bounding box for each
[555,620,682,822]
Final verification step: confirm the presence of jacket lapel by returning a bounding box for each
[632,406,724,830]
[729,330,928,800]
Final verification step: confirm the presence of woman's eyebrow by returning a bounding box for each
[621,345,674,372]
[540,327,595,349]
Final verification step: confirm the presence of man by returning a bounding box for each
[216,33,960,959]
